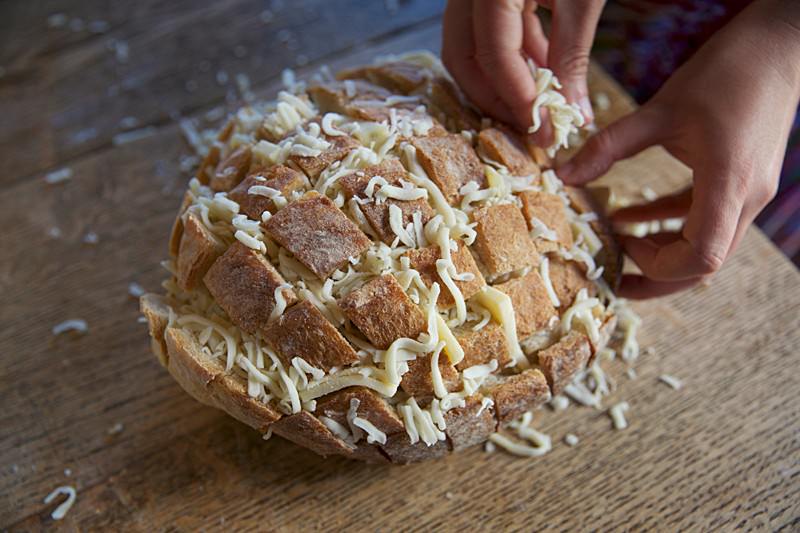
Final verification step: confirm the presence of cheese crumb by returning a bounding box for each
[44,168,72,184]
[658,374,683,390]
[52,319,88,336]
[43,486,76,520]
[609,401,630,430]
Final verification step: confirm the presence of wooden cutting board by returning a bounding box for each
[1,2,798,530]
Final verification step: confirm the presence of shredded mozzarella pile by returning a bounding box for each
[527,62,585,157]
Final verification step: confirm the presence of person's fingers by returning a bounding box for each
[677,168,743,275]
[621,178,741,281]
[548,0,605,122]
[442,0,517,124]
[611,188,693,223]
[522,0,548,67]
[472,0,539,130]
[617,274,706,299]
[557,106,663,185]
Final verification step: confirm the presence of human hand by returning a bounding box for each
[558,0,800,299]
[442,0,605,139]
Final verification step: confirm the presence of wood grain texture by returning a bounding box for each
[1,2,799,531]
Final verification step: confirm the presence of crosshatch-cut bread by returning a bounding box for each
[141,52,635,463]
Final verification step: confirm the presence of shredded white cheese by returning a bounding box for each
[43,486,77,520]
[527,63,585,157]
[658,374,683,390]
[609,401,630,430]
[44,168,73,184]
[52,319,88,336]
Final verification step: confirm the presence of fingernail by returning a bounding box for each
[579,96,594,123]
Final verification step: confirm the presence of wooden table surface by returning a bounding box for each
[2,1,799,531]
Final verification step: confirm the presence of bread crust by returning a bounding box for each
[565,186,623,290]
[163,327,282,432]
[410,133,485,205]
[519,190,574,253]
[203,242,296,336]
[454,323,512,371]
[227,165,306,220]
[140,293,171,366]
[472,203,539,277]
[495,270,557,339]
[211,145,252,192]
[380,434,450,464]
[537,331,592,396]
[338,274,426,350]
[176,212,226,291]
[272,411,356,458]
[263,300,359,371]
[489,369,551,423]
[264,192,371,280]
[444,395,497,451]
[478,126,539,176]
[404,242,486,309]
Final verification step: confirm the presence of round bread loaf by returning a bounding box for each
[141,53,627,463]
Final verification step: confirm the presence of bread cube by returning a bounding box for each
[203,242,296,335]
[264,300,359,371]
[547,257,596,308]
[264,192,371,279]
[564,186,622,290]
[176,211,226,291]
[427,77,481,132]
[478,126,539,176]
[536,330,592,395]
[410,133,486,205]
[453,322,512,371]
[289,134,360,180]
[444,394,498,451]
[339,274,427,350]
[519,190,573,252]
[489,369,551,423]
[403,242,486,308]
[380,434,449,464]
[315,386,406,436]
[168,191,194,257]
[472,204,539,277]
[339,159,434,245]
[272,411,356,458]
[338,61,428,94]
[399,352,459,400]
[227,165,306,220]
[495,270,557,339]
[210,145,252,192]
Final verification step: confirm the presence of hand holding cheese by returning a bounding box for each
[442,0,603,136]
[558,0,800,299]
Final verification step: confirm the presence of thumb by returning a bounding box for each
[557,106,662,185]
[548,1,605,122]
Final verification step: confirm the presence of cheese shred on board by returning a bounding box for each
[144,51,647,463]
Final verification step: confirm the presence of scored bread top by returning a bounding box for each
[145,52,627,463]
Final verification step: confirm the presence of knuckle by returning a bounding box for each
[692,244,725,275]
[753,180,778,206]
[556,46,590,78]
